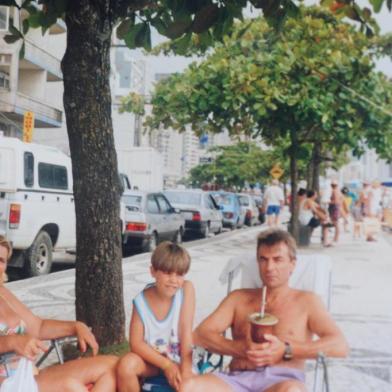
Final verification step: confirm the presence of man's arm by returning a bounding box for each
[291,293,349,359]
[246,293,349,367]
[193,290,247,359]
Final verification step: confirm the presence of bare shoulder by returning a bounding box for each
[292,289,326,310]
[226,288,259,304]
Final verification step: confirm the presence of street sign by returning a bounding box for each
[23,111,34,143]
[270,164,284,179]
[199,157,213,164]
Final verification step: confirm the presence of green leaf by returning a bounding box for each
[19,41,25,59]
[192,4,220,34]
[370,0,384,12]
[22,19,29,35]
[9,24,23,38]
[116,18,133,40]
[124,23,144,48]
[3,34,21,44]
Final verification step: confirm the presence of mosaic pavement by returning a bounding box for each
[7,225,392,391]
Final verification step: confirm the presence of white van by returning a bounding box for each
[0,137,76,276]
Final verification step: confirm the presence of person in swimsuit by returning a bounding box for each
[328,180,344,243]
[182,229,349,392]
[0,235,118,392]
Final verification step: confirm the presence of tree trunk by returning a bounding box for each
[289,129,299,242]
[62,2,125,346]
[311,142,321,196]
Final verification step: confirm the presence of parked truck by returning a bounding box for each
[0,136,130,277]
[117,147,163,191]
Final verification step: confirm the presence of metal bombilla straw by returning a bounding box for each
[260,286,267,318]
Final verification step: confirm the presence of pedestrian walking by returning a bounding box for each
[263,179,284,227]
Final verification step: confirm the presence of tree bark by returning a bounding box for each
[289,129,299,242]
[311,141,321,196]
[62,2,125,345]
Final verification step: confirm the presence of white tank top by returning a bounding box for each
[298,200,313,225]
[133,284,183,363]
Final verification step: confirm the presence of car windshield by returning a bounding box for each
[164,191,201,206]
[213,194,232,205]
[238,196,249,206]
[122,195,142,207]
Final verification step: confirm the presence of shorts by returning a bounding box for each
[308,217,320,228]
[214,366,305,392]
[266,205,280,215]
[328,204,340,222]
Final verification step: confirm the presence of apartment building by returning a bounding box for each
[0,6,64,139]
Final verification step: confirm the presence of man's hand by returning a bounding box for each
[11,334,48,361]
[75,321,99,356]
[246,334,285,367]
[163,361,182,391]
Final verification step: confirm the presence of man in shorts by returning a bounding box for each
[183,229,348,392]
[263,180,284,227]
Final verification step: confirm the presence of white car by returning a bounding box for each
[238,193,260,226]
[163,189,223,238]
[122,191,185,253]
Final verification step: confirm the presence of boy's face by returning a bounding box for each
[150,267,185,297]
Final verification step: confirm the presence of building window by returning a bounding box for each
[0,7,9,31]
[38,163,68,190]
[0,71,10,89]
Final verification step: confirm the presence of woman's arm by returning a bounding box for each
[179,281,195,377]
[0,287,98,355]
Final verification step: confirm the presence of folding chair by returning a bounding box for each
[198,252,332,392]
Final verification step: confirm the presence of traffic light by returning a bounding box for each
[23,111,34,143]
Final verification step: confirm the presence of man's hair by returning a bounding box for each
[151,241,191,275]
[297,188,307,197]
[0,235,12,260]
[306,190,316,198]
[257,229,297,260]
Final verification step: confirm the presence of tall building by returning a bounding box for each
[0,6,65,140]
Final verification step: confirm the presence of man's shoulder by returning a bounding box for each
[291,289,323,309]
[228,288,259,303]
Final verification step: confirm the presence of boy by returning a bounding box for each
[117,241,195,392]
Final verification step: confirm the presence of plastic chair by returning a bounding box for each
[197,252,333,392]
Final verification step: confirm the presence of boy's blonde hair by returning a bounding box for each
[151,241,191,275]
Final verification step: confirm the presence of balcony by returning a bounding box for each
[0,90,62,128]
[19,40,62,81]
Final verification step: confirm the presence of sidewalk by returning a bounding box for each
[7,225,392,391]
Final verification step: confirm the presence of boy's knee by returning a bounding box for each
[117,353,142,378]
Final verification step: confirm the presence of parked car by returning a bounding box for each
[210,192,245,230]
[238,193,260,226]
[252,195,266,224]
[122,190,185,253]
[163,189,223,238]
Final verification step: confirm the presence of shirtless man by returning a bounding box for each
[183,229,348,392]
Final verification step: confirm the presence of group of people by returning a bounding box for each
[296,179,388,246]
[0,229,349,392]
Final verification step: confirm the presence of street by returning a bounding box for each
[6,225,392,391]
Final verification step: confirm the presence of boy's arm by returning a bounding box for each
[129,304,174,371]
[179,281,195,377]
[193,290,247,359]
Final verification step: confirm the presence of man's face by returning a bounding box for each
[257,242,295,289]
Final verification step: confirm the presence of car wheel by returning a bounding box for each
[143,232,158,253]
[174,228,183,244]
[24,231,53,277]
[201,223,210,238]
